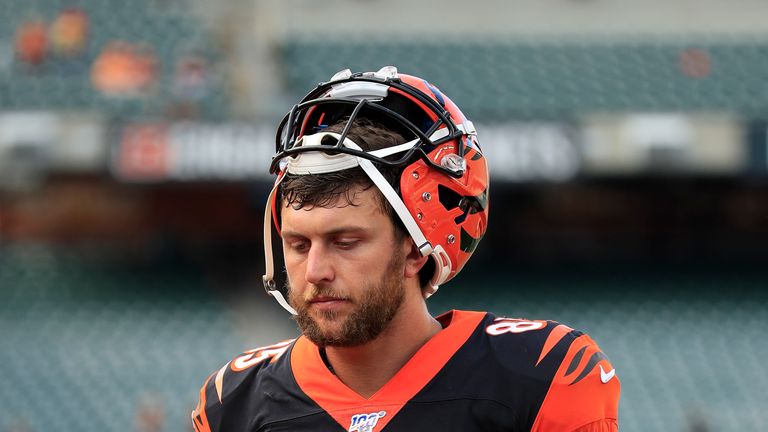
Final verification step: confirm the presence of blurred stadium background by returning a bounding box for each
[1,0,767,430]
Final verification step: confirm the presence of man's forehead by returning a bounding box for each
[281,186,385,220]
[281,183,385,211]
[279,205,388,241]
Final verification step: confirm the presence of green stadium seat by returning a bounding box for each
[0,246,243,432]
[281,37,768,119]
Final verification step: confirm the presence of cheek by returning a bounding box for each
[284,260,304,283]
[283,252,301,270]
[282,242,307,270]
[282,254,305,286]
[285,270,306,304]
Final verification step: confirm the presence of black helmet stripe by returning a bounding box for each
[459,227,483,254]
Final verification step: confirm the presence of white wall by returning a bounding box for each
[268,0,768,36]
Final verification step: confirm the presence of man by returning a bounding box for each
[192,66,620,431]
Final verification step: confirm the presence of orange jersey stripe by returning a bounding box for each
[531,335,620,431]
[536,324,573,366]
[573,418,619,432]
[191,374,213,432]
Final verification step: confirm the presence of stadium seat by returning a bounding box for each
[0,246,243,431]
[281,37,768,119]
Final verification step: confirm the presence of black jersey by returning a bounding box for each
[192,310,620,432]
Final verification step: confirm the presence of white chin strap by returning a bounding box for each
[262,171,298,315]
[262,131,453,314]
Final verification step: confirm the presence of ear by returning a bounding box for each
[402,238,429,279]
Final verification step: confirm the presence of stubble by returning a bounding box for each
[288,252,406,347]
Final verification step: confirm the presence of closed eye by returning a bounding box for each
[333,240,359,250]
[287,240,309,253]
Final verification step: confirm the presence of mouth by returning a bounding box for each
[308,296,350,310]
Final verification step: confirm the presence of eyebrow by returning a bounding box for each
[281,226,370,238]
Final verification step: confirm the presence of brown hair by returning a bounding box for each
[280,117,405,233]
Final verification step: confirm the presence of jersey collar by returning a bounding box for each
[290,310,486,430]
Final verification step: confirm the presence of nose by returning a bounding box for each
[304,244,335,285]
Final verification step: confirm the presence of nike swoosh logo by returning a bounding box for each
[599,365,616,384]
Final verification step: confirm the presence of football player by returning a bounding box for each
[192,66,620,431]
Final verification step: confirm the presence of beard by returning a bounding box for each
[288,252,406,347]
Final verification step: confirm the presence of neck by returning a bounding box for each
[323,294,442,399]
